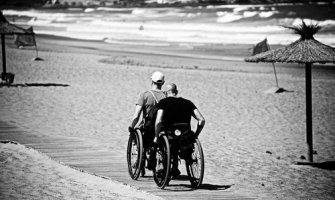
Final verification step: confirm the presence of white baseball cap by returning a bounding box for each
[151,71,165,84]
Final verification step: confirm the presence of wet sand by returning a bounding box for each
[0,34,334,199]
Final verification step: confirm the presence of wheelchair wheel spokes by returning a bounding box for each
[126,129,144,180]
[153,135,171,189]
[186,138,204,189]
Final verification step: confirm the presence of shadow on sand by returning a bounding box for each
[0,83,70,87]
[165,182,233,192]
[297,161,335,170]
[199,183,233,190]
[165,175,234,191]
[311,161,335,170]
[263,87,294,94]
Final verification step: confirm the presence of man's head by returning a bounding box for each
[151,71,165,86]
[166,83,178,96]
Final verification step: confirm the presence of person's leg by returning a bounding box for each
[145,128,155,170]
[171,149,180,178]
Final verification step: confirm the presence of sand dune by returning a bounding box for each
[0,141,163,200]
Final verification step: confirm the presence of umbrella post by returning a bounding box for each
[306,63,313,163]
[1,34,6,74]
[272,62,279,88]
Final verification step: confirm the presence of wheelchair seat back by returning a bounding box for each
[165,123,194,156]
[166,123,191,137]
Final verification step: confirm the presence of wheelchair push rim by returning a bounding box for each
[126,129,144,180]
[185,138,204,189]
[153,134,171,189]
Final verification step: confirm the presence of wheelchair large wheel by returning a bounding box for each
[126,129,144,180]
[186,138,204,189]
[153,134,171,189]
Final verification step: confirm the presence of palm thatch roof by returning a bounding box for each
[0,11,31,35]
[245,39,335,64]
[245,21,335,64]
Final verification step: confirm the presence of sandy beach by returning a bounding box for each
[0,141,163,200]
[0,34,334,199]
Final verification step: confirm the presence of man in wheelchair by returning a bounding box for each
[154,83,205,178]
[129,71,167,171]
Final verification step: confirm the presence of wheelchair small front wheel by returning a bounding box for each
[185,138,204,189]
[126,129,144,180]
[153,134,171,189]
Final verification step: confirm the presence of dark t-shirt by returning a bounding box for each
[157,97,197,127]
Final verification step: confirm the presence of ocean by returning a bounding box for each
[3,3,335,47]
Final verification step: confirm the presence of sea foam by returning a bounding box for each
[3,6,334,46]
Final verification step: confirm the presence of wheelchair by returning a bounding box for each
[153,123,205,189]
[126,127,155,180]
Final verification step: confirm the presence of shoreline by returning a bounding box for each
[2,1,334,9]
[10,33,335,76]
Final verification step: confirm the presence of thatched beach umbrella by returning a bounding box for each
[245,21,335,163]
[0,11,32,77]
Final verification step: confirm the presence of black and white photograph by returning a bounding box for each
[0,0,334,199]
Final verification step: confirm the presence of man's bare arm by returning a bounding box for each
[193,109,205,137]
[130,105,142,129]
[154,109,164,142]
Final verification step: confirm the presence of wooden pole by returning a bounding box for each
[1,34,6,74]
[272,62,279,88]
[305,63,313,162]
[35,45,39,58]
[266,40,279,88]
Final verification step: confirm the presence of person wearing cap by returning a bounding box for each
[154,83,205,178]
[128,71,166,170]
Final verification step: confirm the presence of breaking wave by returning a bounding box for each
[3,4,335,46]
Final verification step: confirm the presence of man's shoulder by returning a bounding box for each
[137,91,154,102]
[144,90,166,96]
[151,89,165,94]
[178,97,196,108]
[159,97,190,105]
[158,96,170,104]
[178,97,192,103]
[140,90,157,97]
[160,96,189,101]
[162,96,178,102]
[157,96,174,107]
[142,90,152,95]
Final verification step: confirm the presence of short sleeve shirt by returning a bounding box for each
[137,90,166,118]
[156,97,197,127]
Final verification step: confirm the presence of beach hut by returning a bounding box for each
[245,21,335,163]
[0,11,32,83]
